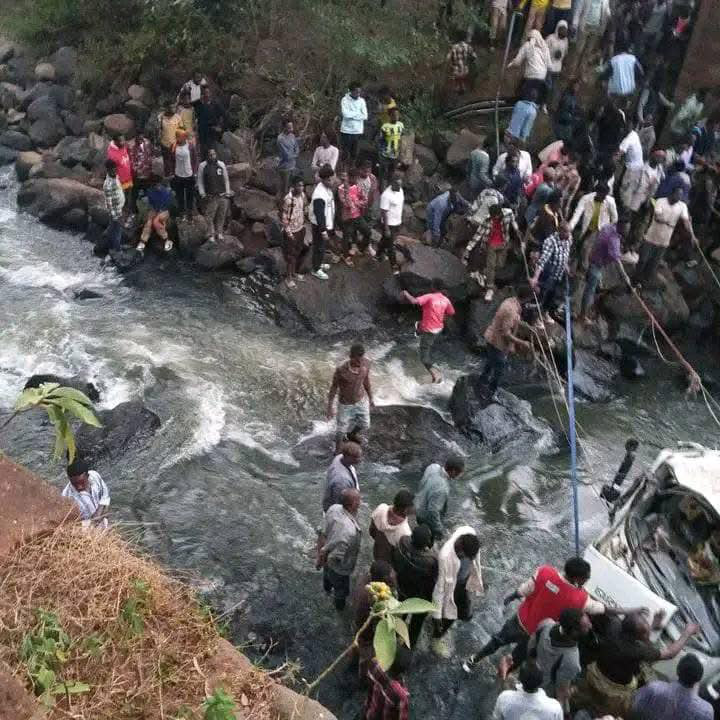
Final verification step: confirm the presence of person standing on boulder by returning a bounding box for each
[323,441,362,512]
[157,101,185,177]
[138,176,173,254]
[378,106,404,190]
[401,279,456,383]
[378,173,405,273]
[479,287,532,395]
[177,71,207,105]
[414,456,465,542]
[327,343,375,454]
[338,169,372,262]
[103,160,125,252]
[309,164,336,281]
[425,188,471,248]
[339,82,368,165]
[530,221,572,326]
[196,86,226,160]
[281,176,308,288]
[129,129,153,215]
[106,135,133,217]
[311,132,339,179]
[197,148,232,243]
[277,119,300,199]
[170,129,198,222]
[62,459,111,528]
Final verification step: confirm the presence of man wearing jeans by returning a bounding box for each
[197,148,231,242]
[326,343,375,454]
[102,160,125,251]
[579,219,626,324]
[379,174,405,273]
[339,82,367,164]
[309,164,336,280]
[479,289,531,396]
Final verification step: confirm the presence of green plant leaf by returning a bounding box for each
[34,667,56,693]
[373,615,397,671]
[392,616,411,648]
[58,681,91,694]
[47,397,102,427]
[14,387,43,410]
[45,386,95,406]
[387,598,437,615]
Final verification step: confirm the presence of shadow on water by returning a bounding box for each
[1,168,719,717]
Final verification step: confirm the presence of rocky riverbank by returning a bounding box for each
[1,38,718,415]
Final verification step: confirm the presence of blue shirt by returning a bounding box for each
[632,681,713,720]
[426,191,470,235]
[508,100,538,142]
[147,185,173,211]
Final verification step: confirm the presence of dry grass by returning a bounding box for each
[0,523,276,719]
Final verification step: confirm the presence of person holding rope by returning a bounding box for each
[530,220,572,326]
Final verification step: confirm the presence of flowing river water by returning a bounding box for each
[0,166,717,718]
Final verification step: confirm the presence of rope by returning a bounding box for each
[564,275,581,556]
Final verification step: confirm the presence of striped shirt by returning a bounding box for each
[537,232,571,282]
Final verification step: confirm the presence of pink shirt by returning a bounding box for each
[416,293,455,333]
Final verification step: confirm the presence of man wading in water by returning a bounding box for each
[327,343,375,454]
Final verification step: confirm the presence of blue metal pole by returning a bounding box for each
[565,276,581,556]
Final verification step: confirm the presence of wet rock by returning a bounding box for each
[236,256,261,275]
[15,151,42,181]
[0,145,18,165]
[108,247,144,273]
[75,400,161,466]
[241,226,270,256]
[386,238,467,302]
[34,63,56,82]
[572,350,616,402]
[414,143,439,175]
[50,47,78,83]
[61,207,87,230]
[232,187,276,222]
[688,297,715,331]
[446,129,483,170]
[572,316,609,350]
[73,288,103,300]
[26,95,57,123]
[103,113,134,138]
[0,129,31,151]
[17,177,104,223]
[620,352,645,380]
[275,258,393,335]
[24,374,100,403]
[29,115,66,147]
[601,268,689,334]
[293,404,468,473]
[176,217,209,257]
[195,236,245,270]
[449,375,554,451]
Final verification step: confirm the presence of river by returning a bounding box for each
[0,166,716,718]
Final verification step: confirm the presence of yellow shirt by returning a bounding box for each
[159,113,184,148]
[380,121,404,159]
[179,107,195,136]
[553,0,572,9]
[589,200,602,232]
[378,98,398,127]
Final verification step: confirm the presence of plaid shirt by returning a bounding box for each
[447,41,476,78]
[364,660,410,720]
[464,207,518,262]
[537,232,571,282]
[103,175,125,220]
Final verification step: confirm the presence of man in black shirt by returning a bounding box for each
[196,86,226,159]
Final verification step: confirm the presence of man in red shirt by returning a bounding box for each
[338,169,372,261]
[364,649,411,720]
[462,556,644,674]
[401,279,456,383]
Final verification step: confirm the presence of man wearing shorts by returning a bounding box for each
[327,343,375,453]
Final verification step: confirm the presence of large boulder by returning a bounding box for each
[47,84,75,110]
[449,375,554,451]
[96,93,125,115]
[24,374,100,403]
[195,236,245,270]
[414,143,439,176]
[0,129,31,151]
[431,129,457,161]
[34,62,56,82]
[50,47,78,82]
[103,113,135,138]
[274,257,393,335]
[465,288,515,349]
[54,136,93,167]
[445,129,483,170]
[293,404,469,475]
[232,187,276,222]
[61,111,85,137]
[385,238,467,302]
[19,82,53,111]
[15,151,42,181]
[75,400,161,466]
[29,115,66,147]
[176,216,209,257]
[26,95,57,123]
[601,268,690,334]
[17,177,103,224]
[222,129,255,163]
[572,349,617,402]
[124,99,151,127]
[0,81,22,110]
[6,108,25,124]
[248,159,281,195]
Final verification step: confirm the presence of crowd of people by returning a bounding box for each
[90,1,720,717]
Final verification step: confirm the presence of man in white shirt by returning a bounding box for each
[309,164,336,280]
[62,460,110,528]
[494,140,533,183]
[569,184,618,269]
[619,122,645,209]
[378,173,405,274]
[493,662,563,720]
[178,72,208,105]
[635,185,697,285]
[339,82,368,164]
